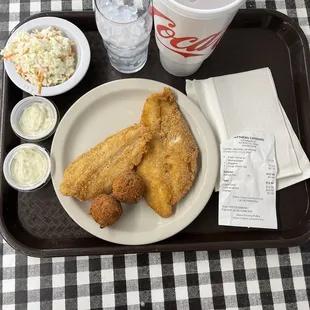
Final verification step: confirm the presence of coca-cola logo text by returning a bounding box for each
[153,7,227,58]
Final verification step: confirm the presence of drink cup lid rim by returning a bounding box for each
[157,0,245,19]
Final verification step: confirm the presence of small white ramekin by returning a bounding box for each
[3,16,91,97]
[3,144,51,192]
[10,96,59,142]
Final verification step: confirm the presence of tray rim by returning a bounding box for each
[1,9,310,257]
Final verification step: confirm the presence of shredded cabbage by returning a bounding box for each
[1,27,76,92]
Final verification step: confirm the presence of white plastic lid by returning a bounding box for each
[175,0,238,10]
[10,96,58,142]
[3,144,51,191]
[160,0,245,19]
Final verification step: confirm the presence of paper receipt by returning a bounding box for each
[219,131,277,229]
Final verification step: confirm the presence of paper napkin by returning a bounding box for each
[186,67,310,190]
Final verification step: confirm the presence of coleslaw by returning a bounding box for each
[1,26,76,94]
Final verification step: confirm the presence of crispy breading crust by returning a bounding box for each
[60,124,152,201]
[137,88,199,218]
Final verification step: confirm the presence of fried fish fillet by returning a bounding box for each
[137,88,199,218]
[60,124,152,201]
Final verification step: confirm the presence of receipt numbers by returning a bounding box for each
[219,131,277,229]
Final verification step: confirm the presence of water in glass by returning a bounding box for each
[95,0,153,74]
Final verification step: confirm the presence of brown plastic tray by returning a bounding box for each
[1,10,310,257]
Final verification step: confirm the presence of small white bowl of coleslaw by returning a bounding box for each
[1,17,91,97]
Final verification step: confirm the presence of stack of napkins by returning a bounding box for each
[186,67,310,191]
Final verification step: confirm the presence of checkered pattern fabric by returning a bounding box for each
[0,1,309,309]
[1,240,310,309]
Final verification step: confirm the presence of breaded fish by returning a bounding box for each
[60,124,152,201]
[137,88,199,217]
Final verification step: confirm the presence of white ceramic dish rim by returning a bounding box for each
[3,17,91,97]
[51,79,219,245]
[10,96,58,141]
[3,143,51,191]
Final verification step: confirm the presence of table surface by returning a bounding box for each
[0,1,309,309]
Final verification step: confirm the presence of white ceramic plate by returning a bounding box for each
[51,79,219,245]
[3,17,91,97]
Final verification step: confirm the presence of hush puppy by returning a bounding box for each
[112,171,145,203]
[89,194,123,228]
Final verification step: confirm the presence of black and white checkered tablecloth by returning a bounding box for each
[0,1,309,309]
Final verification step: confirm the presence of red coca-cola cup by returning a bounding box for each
[153,0,245,77]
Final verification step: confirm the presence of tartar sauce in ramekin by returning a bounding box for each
[10,97,59,142]
[11,148,48,186]
[19,102,54,137]
[3,144,51,191]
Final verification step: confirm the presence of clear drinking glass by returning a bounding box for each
[95,0,153,74]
